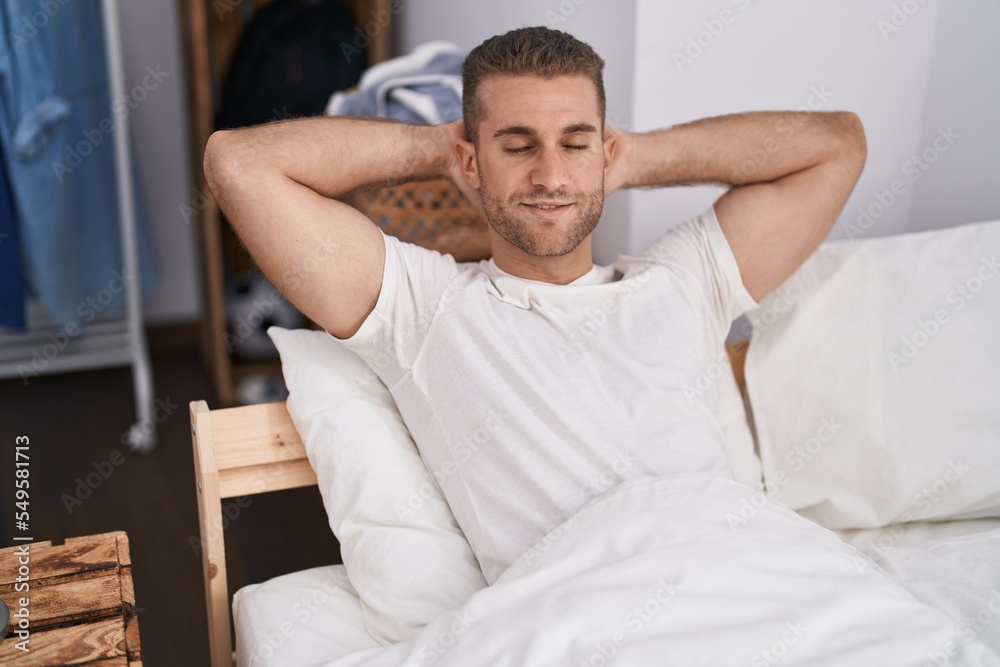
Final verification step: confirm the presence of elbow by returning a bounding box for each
[201,130,231,200]
[834,111,867,175]
[203,129,240,200]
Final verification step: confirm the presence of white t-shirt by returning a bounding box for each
[338,205,759,583]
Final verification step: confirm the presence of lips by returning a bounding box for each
[521,202,574,218]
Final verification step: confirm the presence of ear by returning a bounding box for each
[455,136,481,189]
[602,123,627,196]
[603,124,619,174]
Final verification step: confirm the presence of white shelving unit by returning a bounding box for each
[0,0,156,453]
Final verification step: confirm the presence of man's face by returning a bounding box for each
[468,74,608,258]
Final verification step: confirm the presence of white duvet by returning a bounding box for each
[279,475,998,667]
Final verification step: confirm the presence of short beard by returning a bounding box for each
[480,178,605,258]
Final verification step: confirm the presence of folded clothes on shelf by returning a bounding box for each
[326,41,465,125]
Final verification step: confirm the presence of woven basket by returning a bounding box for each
[347,179,491,262]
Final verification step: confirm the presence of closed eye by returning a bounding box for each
[503,144,590,155]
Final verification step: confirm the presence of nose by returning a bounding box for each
[529,146,569,192]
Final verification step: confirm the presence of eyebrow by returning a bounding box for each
[492,123,599,139]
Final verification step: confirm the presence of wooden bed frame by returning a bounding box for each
[190,340,750,666]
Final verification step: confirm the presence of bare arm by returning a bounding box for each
[203,117,459,339]
[606,111,867,301]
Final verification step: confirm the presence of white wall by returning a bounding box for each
[629,0,999,249]
[632,0,923,250]
[398,0,1000,262]
[909,1,1000,233]
[119,0,201,325]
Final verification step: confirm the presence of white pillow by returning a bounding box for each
[267,326,487,645]
[744,220,1000,529]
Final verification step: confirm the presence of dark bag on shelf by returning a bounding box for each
[217,0,366,129]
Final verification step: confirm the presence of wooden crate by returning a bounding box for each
[0,531,141,666]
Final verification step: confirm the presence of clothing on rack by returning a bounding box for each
[0,149,24,329]
[0,0,156,330]
[325,41,465,125]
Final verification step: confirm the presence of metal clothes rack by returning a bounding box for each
[0,0,156,453]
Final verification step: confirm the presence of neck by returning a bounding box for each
[489,232,594,284]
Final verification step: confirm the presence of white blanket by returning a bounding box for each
[316,476,1000,666]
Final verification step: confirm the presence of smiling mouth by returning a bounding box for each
[521,202,574,216]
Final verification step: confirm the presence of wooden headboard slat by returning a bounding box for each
[209,402,305,471]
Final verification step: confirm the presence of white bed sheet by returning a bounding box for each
[234,491,1000,666]
[837,518,1000,554]
[234,563,380,667]
[859,524,1000,654]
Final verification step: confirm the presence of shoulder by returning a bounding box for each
[381,233,493,304]
[613,208,720,274]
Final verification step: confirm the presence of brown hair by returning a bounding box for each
[462,26,606,144]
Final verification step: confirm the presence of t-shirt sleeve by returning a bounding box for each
[332,232,461,385]
[614,204,759,344]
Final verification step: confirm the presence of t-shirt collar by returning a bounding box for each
[485,258,613,286]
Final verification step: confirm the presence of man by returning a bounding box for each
[204,27,866,584]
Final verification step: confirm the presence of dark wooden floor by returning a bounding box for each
[0,341,340,666]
